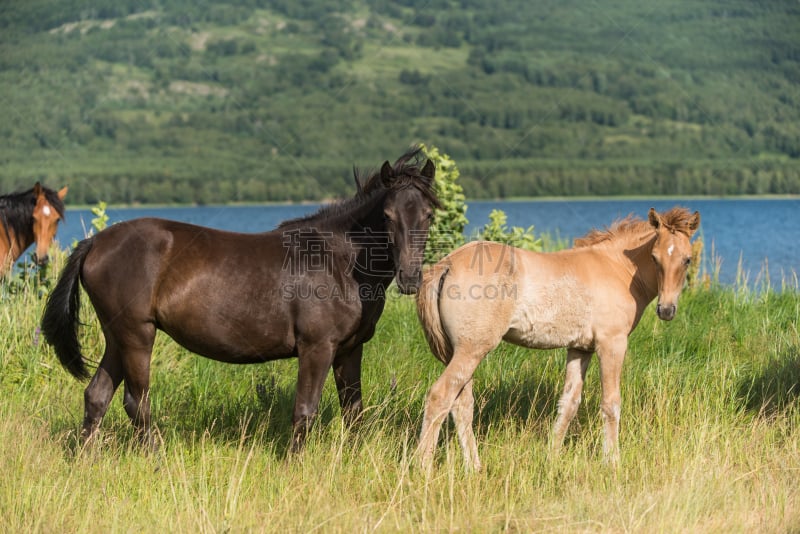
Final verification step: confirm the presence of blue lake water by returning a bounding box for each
[56,199,799,286]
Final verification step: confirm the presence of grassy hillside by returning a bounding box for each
[1,0,799,203]
[1,251,798,531]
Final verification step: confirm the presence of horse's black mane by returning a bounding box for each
[278,146,439,231]
[0,185,66,243]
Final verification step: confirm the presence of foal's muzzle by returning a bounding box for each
[656,302,676,321]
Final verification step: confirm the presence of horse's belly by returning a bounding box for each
[505,282,594,350]
[172,335,296,364]
[504,319,592,350]
[161,318,297,364]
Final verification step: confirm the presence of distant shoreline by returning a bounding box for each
[62,194,799,211]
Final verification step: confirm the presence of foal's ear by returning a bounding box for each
[648,207,661,229]
[380,161,394,186]
[421,159,435,182]
[58,186,68,200]
[687,211,701,237]
[33,182,43,197]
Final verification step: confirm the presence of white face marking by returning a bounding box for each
[667,244,675,257]
[42,206,51,217]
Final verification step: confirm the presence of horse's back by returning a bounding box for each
[85,217,284,278]
[80,218,299,361]
[435,241,628,351]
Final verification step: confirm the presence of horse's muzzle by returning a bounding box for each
[33,253,49,266]
[656,302,676,321]
[396,270,421,295]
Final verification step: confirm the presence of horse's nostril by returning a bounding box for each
[657,303,677,320]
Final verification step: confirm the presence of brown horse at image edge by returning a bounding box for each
[41,147,439,451]
[0,183,68,276]
[416,207,700,471]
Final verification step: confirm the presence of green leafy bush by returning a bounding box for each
[421,144,468,263]
[474,209,542,251]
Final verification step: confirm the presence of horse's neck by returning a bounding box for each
[599,236,658,306]
[617,234,659,303]
[0,212,30,263]
[0,228,11,269]
[346,196,395,283]
[0,234,24,276]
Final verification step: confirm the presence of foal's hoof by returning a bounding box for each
[413,449,435,474]
[466,460,482,473]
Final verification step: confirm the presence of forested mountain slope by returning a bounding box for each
[1,0,798,203]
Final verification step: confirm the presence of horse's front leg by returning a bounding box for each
[333,344,363,427]
[551,348,592,452]
[290,339,337,453]
[595,336,628,465]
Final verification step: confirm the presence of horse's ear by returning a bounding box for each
[33,182,42,197]
[648,207,661,229]
[58,186,68,200]
[421,159,435,182]
[352,167,363,194]
[687,211,700,237]
[380,161,394,186]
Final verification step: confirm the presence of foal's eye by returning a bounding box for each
[684,257,691,266]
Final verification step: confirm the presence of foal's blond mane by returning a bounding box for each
[574,207,697,248]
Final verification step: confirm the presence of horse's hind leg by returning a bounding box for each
[122,340,156,450]
[551,349,592,452]
[123,381,154,450]
[117,324,157,450]
[82,350,124,444]
[418,343,488,471]
[450,379,480,471]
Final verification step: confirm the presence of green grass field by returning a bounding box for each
[1,252,798,532]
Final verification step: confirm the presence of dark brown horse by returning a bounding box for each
[42,148,439,450]
[1,183,68,276]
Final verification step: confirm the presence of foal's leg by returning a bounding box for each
[332,344,363,427]
[595,336,628,465]
[450,379,480,471]
[551,348,592,451]
[417,344,488,471]
[291,339,336,452]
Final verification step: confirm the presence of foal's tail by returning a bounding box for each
[416,264,453,364]
[41,238,94,380]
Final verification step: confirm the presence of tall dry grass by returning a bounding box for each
[1,249,798,532]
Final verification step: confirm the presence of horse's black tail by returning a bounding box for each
[41,238,94,380]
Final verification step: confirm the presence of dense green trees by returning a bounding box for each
[0,0,798,203]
